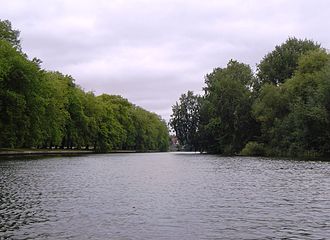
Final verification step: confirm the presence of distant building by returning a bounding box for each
[169,135,181,151]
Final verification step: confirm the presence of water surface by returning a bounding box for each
[0,153,329,239]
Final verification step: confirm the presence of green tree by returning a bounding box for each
[0,19,21,50]
[169,91,200,151]
[64,84,90,149]
[39,72,71,148]
[253,49,330,156]
[0,19,171,153]
[0,39,43,147]
[131,107,168,152]
[199,60,256,154]
[251,83,290,154]
[96,94,128,150]
[80,91,99,150]
[257,37,320,85]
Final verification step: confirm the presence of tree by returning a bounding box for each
[0,39,43,147]
[169,91,200,151]
[0,19,170,152]
[132,106,169,152]
[252,83,290,154]
[199,60,256,154]
[97,95,135,150]
[36,72,70,148]
[257,37,320,85]
[253,49,330,156]
[0,19,21,50]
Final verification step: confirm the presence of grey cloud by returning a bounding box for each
[1,0,329,121]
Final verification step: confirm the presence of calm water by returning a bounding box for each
[0,153,329,239]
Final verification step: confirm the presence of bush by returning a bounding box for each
[240,141,266,156]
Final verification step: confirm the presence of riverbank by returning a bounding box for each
[0,148,94,157]
[0,148,142,157]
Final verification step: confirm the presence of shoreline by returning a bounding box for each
[0,149,141,157]
[0,149,94,157]
[0,149,329,161]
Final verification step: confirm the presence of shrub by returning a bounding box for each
[240,141,266,156]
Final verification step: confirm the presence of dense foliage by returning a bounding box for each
[169,91,200,151]
[257,37,320,86]
[170,39,330,157]
[0,20,169,152]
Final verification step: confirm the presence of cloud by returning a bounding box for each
[1,0,329,121]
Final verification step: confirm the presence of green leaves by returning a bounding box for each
[253,49,330,156]
[200,60,256,154]
[169,91,200,151]
[0,39,43,147]
[257,37,320,85]
[171,38,330,157]
[132,106,169,152]
[0,20,170,152]
[0,19,21,50]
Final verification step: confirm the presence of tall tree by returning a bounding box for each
[0,20,170,152]
[0,19,21,50]
[253,49,330,156]
[39,71,70,148]
[199,60,256,154]
[169,91,200,151]
[0,39,43,147]
[257,37,320,85]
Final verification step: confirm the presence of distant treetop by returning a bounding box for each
[0,19,21,50]
[257,37,320,85]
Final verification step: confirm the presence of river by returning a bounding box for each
[0,153,329,239]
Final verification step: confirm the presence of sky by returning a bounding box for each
[1,0,330,121]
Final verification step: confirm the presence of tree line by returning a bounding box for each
[170,38,330,157]
[0,20,169,152]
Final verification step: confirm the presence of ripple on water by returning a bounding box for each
[0,153,329,239]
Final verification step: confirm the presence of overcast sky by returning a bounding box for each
[1,0,329,121]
